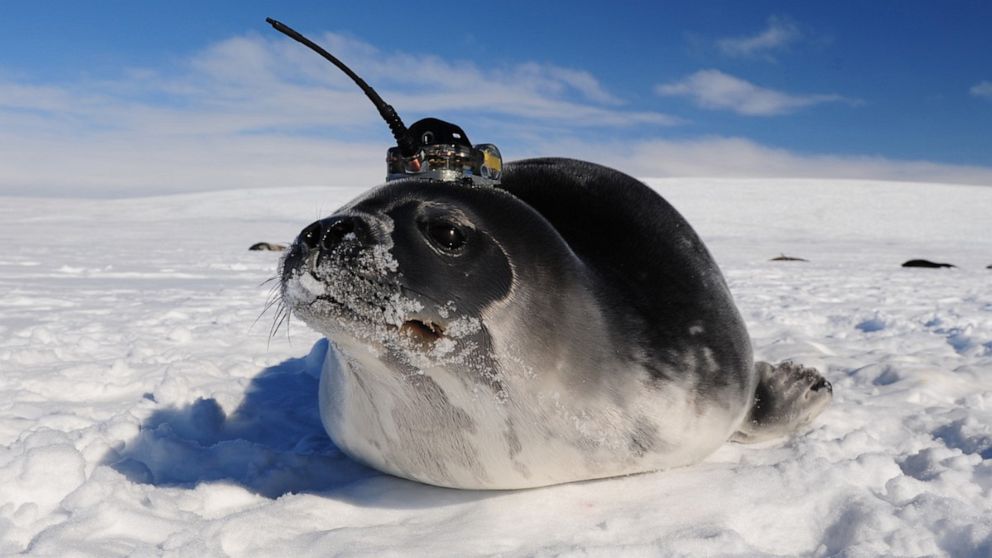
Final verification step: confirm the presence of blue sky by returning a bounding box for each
[2,1,991,196]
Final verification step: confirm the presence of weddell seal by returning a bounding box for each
[267,19,832,489]
[278,159,833,489]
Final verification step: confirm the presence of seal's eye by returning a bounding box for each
[426,221,466,251]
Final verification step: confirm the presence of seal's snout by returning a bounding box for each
[297,215,370,256]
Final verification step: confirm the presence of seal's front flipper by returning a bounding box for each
[732,361,833,444]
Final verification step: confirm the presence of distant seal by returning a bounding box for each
[771,254,808,262]
[902,259,955,269]
[249,242,288,252]
[279,158,833,489]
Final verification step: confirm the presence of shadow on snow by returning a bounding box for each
[101,339,495,506]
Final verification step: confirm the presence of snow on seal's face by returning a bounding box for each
[280,180,512,387]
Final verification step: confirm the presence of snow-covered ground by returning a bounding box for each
[1,178,990,556]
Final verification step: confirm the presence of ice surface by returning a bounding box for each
[1,179,990,556]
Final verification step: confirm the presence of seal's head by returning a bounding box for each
[280,179,517,373]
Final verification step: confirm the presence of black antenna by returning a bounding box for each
[265,17,417,157]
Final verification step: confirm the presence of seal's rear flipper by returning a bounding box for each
[731,361,832,444]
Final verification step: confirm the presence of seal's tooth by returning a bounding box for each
[299,272,327,296]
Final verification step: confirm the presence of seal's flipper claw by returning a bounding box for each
[731,361,833,444]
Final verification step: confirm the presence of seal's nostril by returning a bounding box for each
[300,221,322,250]
[330,219,354,238]
[811,377,832,393]
[321,218,356,251]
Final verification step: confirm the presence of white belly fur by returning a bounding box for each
[319,340,745,489]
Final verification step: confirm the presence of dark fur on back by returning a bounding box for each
[499,158,752,393]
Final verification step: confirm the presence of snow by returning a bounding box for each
[1,178,991,556]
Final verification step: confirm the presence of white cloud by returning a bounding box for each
[1,31,990,197]
[0,32,677,197]
[176,34,655,124]
[656,69,856,116]
[717,16,802,60]
[547,136,992,187]
[970,81,992,99]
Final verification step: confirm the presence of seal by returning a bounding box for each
[901,259,955,269]
[279,158,833,489]
[771,254,808,262]
[249,242,288,252]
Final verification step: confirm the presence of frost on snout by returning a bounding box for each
[279,212,484,371]
[280,214,412,340]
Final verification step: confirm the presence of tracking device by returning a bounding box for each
[266,18,503,186]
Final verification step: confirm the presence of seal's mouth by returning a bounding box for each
[399,319,445,345]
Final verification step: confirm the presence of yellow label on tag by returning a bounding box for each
[483,150,502,173]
